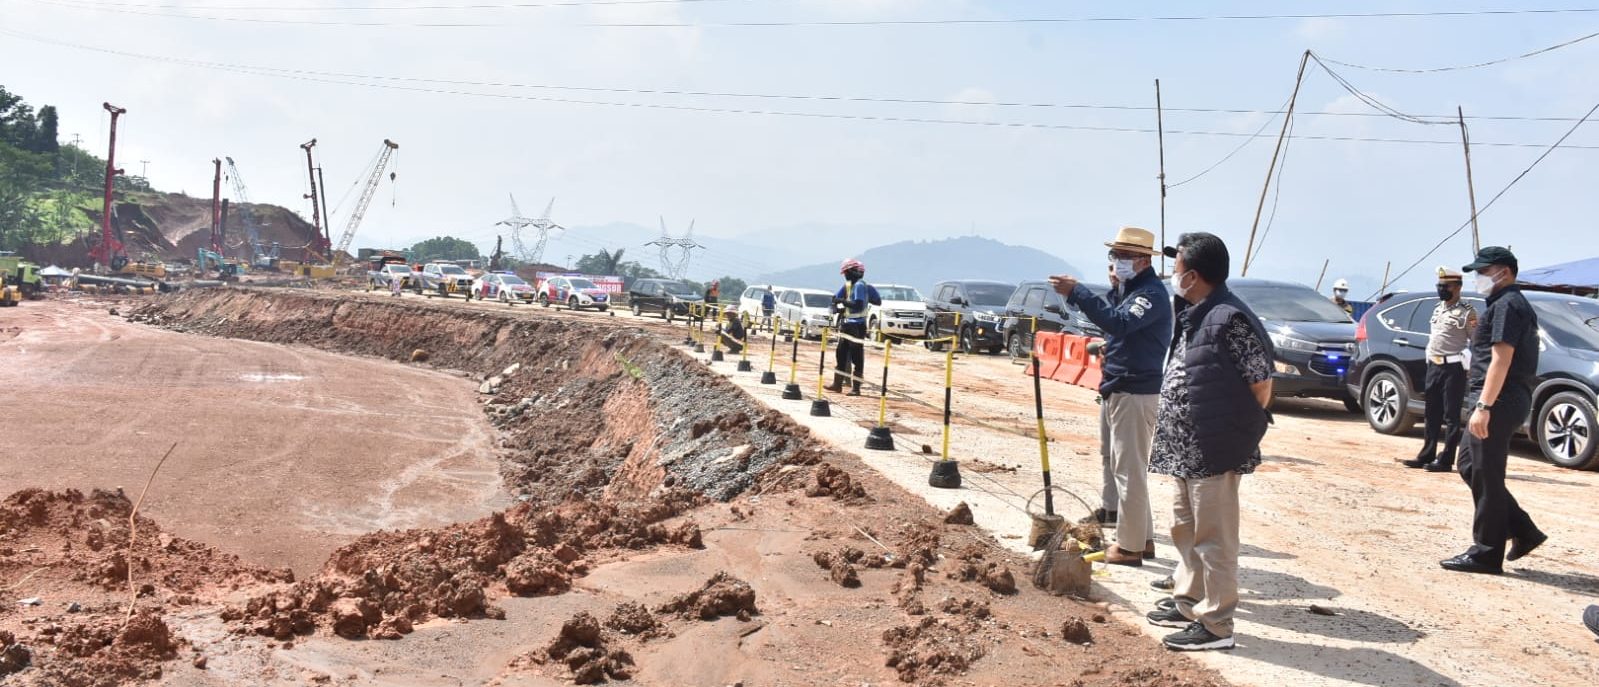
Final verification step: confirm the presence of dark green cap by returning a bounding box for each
[1463,246,1517,273]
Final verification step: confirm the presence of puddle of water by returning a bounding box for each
[239,372,305,382]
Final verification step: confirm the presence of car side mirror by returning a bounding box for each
[950,297,965,306]
[1043,303,1063,314]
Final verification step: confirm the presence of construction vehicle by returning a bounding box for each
[223,157,281,270]
[118,258,166,281]
[0,254,43,298]
[197,248,240,280]
[0,272,21,307]
[331,139,399,267]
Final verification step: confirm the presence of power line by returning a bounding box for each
[10,28,1599,152]
[1310,53,1451,125]
[44,0,755,10]
[1316,29,1599,73]
[1366,96,1599,299]
[1167,95,1289,189]
[26,1,1599,28]
[583,7,1599,28]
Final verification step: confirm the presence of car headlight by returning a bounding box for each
[1269,333,1318,352]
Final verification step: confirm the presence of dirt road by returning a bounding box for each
[0,298,506,575]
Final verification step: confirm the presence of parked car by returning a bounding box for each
[1220,279,1360,411]
[479,271,536,304]
[925,280,1017,354]
[628,278,702,320]
[418,262,475,300]
[366,263,417,292]
[1348,290,1599,470]
[868,284,927,341]
[539,276,610,311]
[738,285,783,327]
[998,281,1107,360]
[776,287,836,339]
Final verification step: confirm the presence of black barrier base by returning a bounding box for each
[928,460,962,489]
[682,337,694,346]
[781,383,803,400]
[711,350,725,362]
[759,371,777,385]
[693,343,705,353]
[736,360,753,372]
[809,399,831,417]
[865,426,895,451]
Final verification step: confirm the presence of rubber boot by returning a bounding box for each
[823,373,846,393]
[848,381,862,397]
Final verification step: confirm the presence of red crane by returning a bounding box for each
[89,103,128,270]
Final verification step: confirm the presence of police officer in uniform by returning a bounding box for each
[1440,247,1547,575]
[1331,278,1354,316]
[1403,267,1478,472]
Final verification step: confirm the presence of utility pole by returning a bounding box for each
[1380,261,1392,296]
[1155,78,1169,277]
[70,134,82,181]
[91,103,127,271]
[1314,258,1330,292]
[209,158,223,256]
[1244,50,1310,277]
[139,159,150,179]
[1458,106,1483,254]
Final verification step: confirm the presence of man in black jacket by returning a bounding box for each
[1050,226,1172,566]
[1441,246,1546,574]
[1143,232,1274,652]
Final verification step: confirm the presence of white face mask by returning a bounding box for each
[1113,259,1138,282]
[1172,270,1195,300]
[1475,270,1498,295]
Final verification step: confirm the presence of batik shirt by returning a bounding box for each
[1150,312,1274,479]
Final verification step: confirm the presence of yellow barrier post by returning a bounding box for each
[865,339,895,451]
[810,327,832,417]
[782,322,804,400]
[1029,317,1055,515]
[711,305,726,363]
[759,318,779,384]
[692,303,706,353]
[928,339,961,488]
[736,313,754,372]
[680,299,695,346]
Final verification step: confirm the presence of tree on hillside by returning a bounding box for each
[408,236,482,263]
[574,248,628,275]
[713,276,748,300]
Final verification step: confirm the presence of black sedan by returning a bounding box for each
[1348,290,1599,470]
[1228,279,1361,411]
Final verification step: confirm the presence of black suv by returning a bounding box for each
[1348,290,1599,470]
[1227,279,1360,410]
[925,280,1017,354]
[998,280,1106,359]
[627,278,702,320]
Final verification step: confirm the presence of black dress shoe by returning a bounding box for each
[1508,531,1548,562]
[1401,457,1433,469]
[1424,461,1455,473]
[1440,553,1502,575]
[1079,507,1117,525]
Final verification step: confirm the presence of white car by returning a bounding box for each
[739,285,784,328]
[480,272,536,304]
[776,287,835,339]
[539,275,611,311]
[867,284,927,340]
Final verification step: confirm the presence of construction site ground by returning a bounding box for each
[2,288,1596,687]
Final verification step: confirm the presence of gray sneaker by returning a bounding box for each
[1146,605,1189,629]
[1584,605,1599,638]
[1163,622,1235,651]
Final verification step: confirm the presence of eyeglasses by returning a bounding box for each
[1107,250,1144,261]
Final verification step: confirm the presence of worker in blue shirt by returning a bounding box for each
[825,259,881,396]
[760,286,777,331]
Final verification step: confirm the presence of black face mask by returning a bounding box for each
[844,270,863,282]
[1437,285,1455,301]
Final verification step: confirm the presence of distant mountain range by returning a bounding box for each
[753,236,1081,295]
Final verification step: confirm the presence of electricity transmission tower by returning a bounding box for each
[646,217,702,280]
[497,194,562,266]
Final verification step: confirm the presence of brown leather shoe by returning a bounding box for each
[1104,545,1144,567]
[1144,540,1156,560]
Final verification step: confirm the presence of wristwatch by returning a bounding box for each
[1475,401,1493,411]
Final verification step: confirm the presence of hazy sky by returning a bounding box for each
[5,0,1598,296]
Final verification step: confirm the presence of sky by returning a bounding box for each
[5,0,1599,298]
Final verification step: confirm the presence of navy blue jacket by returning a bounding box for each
[834,280,881,324]
[1067,266,1173,395]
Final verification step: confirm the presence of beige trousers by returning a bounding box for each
[1171,471,1242,638]
[1104,392,1157,549]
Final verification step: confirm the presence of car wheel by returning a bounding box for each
[1536,391,1598,470]
[539,294,549,307]
[499,290,509,303]
[959,327,976,355]
[1007,334,1025,360]
[568,296,579,310]
[1364,369,1416,435]
[632,303,641,317]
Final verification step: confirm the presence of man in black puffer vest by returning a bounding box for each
[1142,232,1275,652]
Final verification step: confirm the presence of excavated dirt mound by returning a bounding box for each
[516,611,636,685]
[0,490,282,686]
[656,572,759,622]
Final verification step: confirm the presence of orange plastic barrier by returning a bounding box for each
[1027,332,1066,379]
[1075,337,1104,391]
[1052,334,1088,385]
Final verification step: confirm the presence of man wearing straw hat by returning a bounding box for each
[1050,226,1172,567]
[1402,266,1477,473]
